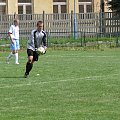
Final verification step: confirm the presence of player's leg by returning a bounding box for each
[6,40,16,64]
[25,56,34,76]
[6,51,13,64]
[26,51,39,74]
[15,50,19,64]
[24,49,34,78]
[15,40,20,64]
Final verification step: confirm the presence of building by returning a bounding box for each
[0,0,111,15]
[0,0,118,41]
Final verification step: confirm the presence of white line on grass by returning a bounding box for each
[0,73,119,89]
[0,55,118,64]
[45,55,118,58]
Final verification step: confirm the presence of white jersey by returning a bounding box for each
[9,25,19,40]
[27,29,47,51]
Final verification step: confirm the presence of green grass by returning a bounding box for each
[0,36,119,51]
[47,36,119,48]
[0,48,120,120]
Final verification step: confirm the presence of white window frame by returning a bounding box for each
[53,2,66,13]
[0,3,6,5]
[18,3,32,14]
[0,1,6,14]
[78,2,92,13]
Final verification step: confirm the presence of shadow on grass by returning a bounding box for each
[0,76,25,79]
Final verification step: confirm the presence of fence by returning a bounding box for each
[47,31,120,48]
[0,11,120,46]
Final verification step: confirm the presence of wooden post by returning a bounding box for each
[14,12,18,19]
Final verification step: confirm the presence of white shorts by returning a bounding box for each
[10,39,20,50]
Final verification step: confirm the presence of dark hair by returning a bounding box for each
[37,21,43,26]
[14,19,19,23]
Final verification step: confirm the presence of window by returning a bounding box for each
[18,6,23,14]
[61,5,67,13]
[78,0,92,13]
[78,0,93,20]
[53,5,58,13]
[53,0,66,2]
[86,5,92,13]
[0,0,6,2]
[0,0,6,14]
[18,0,31,3]
[53,0,67,14]
[53,0,67,19]
[26,5,32,14]
[18,0,32,14]
[78,0,92,2]
[18,0,32,20]
[79,5,84,13]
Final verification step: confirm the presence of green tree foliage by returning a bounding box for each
[107,0,120,15]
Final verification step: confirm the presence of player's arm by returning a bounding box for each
[8,25,14,44]
[8,32,14,44]
[28,31,34,44]
[28,30,36,49]
[33,31,38,49]
[42,32,47,50]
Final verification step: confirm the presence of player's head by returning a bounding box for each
[14,19,19,26]
[37,21,43,31]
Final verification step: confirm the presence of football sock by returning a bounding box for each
[15,53,19,63]
[7,52,13,60]
[25,62,33,74]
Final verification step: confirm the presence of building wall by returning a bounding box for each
[94,0,100,12]
[5,0,110,15]
[33,0,53,14]
[67,0,79,13]
[7,0,18,14]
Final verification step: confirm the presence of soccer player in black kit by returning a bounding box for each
[24,21,47,78]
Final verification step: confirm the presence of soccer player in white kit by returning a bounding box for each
[6,19,20,64]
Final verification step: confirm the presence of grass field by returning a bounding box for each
[0,48,120,120]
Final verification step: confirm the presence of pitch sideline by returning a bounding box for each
[0,73,119,89]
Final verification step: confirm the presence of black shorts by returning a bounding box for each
[27,49,39,61]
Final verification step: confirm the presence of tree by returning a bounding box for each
[107,0,120,15]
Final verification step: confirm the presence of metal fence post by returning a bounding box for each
[116,32,119,47]
[80,32,83,47]
[73,0,77,39]
[71,10,73,37]
[83,32,86,46]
